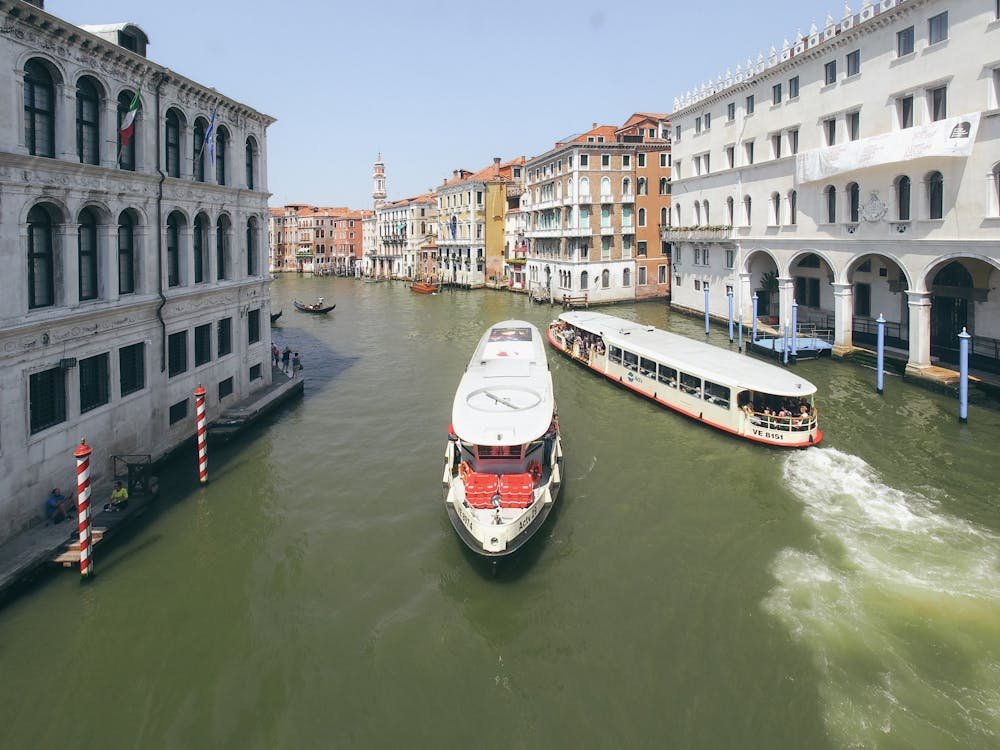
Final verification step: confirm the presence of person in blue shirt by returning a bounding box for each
[46,488,72,523]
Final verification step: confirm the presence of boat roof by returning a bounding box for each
[559,311,818,398]
[452,320,555,445]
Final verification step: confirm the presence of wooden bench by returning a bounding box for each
[561,293,589,309]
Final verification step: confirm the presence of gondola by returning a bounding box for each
[294,300,336,314]
[270,309,282,324]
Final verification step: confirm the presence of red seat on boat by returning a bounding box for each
[463,472,499,509]
[498,473,535,509]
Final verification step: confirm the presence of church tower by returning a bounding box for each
[373,153,387,209]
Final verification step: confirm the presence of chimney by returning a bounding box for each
[593,122,597,129]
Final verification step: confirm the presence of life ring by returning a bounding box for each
[528,460,542,483]
[459,461,472,482]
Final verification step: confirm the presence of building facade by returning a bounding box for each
[0,1,275,542]
[666,0,1000,375]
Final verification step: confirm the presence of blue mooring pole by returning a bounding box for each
[727,290,734,342]
[704,286,710,336]
[738,312,744,352]
[791,300,799,362]
[751,293,759,350]
[959,327,970,423]
[876,314,885,395]
[783,323,790,365]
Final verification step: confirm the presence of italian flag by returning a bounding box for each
[119,81,142,147]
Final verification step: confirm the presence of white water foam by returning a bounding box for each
[764,447,1000,748]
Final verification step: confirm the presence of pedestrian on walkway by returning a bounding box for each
[292,352,302,377]
[281,346,291,374]
[271,342,280,369]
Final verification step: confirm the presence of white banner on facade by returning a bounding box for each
[795,112,981,184]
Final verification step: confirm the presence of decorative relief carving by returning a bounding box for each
[860,191,887,222]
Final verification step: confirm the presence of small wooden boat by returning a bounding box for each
[294,300,336,314]
[270,310,282,324]
[410,280,440,294]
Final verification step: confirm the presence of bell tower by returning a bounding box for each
[373,153,387,209]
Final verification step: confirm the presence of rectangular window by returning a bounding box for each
[789,129,799,154]
[79,353,110,413]
[622,154,630,168]
[119,342,145,396]
[744,141,754,165]
[659,153,669,168]
[824,118,837,146]
[695,116,702,133]
[168,330,188,377]
[601,154,610,168]
[848,111,860,141]
[745,94,755,114]
[675,125,681,141]
[772,83,782,105]
[194,323,212,366]
[638,266,647,285]
[218,377,234,401]
[249,363,263,381]
[824,60,837,85]
[846,50,860,77]
[169,399,188,425]
[726,145,735,168]
[637,153,646,167]
[579,154,589,167]
[897,26,914,56]
[727,102,735,121]
[899,95,914,129]
[929,86,947,121]
[659,265,667,284]
[217,317,232,356]
[789,76,799,99]
[725,249,735,269]
[703,153,710,174]
[704,112,711,130]
[29,367,66,433]
[637,240,647,256]
[248,310,261,345]
[772,134,782,159]
[928,11,948,45]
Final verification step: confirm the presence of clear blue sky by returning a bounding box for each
[49,0,835,209]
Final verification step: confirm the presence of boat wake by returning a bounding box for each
[764,447,1000,748]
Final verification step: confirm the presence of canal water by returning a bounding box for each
[1,276,998,749]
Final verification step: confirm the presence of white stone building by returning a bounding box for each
[666,0,1000,376]
[0,1,275,542]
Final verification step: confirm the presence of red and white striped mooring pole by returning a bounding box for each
[74,439,94,580]
[195,385,208,484]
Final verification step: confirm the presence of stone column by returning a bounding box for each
[778,276,794,330]
[738,270,752,321]
[904,290,933,373]
[99,221,117,303]
[60,223,79,307]
[57,83,75,161]
[180,224,194,288]
[101,96,117,170]
[831,282,854,355]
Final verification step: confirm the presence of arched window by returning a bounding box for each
[28,204,56,308]
[193,214,207,283]
[637,177,647,196]
[694,202,702,225]
[848,182,860,222]
[165,108,181,178]
[215,126,228,186]
[675,204,681,226]
[659,177,669,195]
[247,217,258,276]
[580,270,589,290]
[622,177,631,195]
[702,200,710,225]
[245,137,256,190]
[638,207,646,227]
[600,176,611,197]
[24,60,55,158]
[895,176,911,220]
[193,117,207,182]
[623,268,631,287]
[216,215,230,280]
[76,77,100,165]
[580,176,590,197]
[771,192,781,225]
[788,190,797,225]
[117,90,140,171]
[78,207,99,300]
[166,212,182,287]
[743,195,752,226]
[726,196,734,225]
[601,269,610,288]
[927,171,943,219]
[992,163,1000,217]
[118,211,136,294]
[825,185,837,223]
[660,207,669,227]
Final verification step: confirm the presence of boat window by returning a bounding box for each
[608,345,624,365]
[477,445,523,460]
[679,372,702,397]
[704,381,731,408]
[657,364,677,387]
[623,350,639,371]
[639,357,657,377]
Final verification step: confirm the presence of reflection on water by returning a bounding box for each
[765,448,1000,749]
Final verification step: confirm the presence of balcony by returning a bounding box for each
[660,225,733,241]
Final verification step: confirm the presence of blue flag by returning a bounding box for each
[205,106,218,162]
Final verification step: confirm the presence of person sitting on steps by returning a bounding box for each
[45,488,73,524]
[104,480,129,512]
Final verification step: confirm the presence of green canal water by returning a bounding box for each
[1,276,998,749]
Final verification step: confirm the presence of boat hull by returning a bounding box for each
[293,300,336,314]
[546,323,821,448]
[410,282,439,294]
